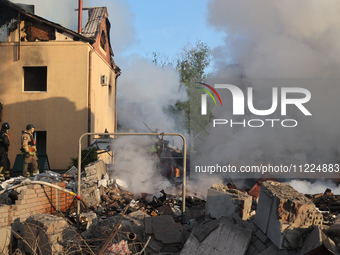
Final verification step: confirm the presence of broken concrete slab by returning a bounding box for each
[145,215,183,253]
[205,184,252,220]
[299,226,338,255]
[181,216,252,255]
[24,214,76,255]
[80,182,100,207]
[191,219,219,242]
[83,160,108,182]
[254,181,323,249]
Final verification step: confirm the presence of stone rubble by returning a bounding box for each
[1,161,340,254]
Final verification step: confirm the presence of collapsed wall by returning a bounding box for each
[0,182,76,227]
[254,181,323,249]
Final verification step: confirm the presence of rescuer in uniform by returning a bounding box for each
[21,124,39,177]
[0,122,10,181]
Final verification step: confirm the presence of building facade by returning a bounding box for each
[0,0,120,170]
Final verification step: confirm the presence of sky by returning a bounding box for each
[12,0,226,68]
[121,0,225,61]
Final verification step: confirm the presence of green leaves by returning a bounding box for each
[153,40,213,151]
[69,147,98,170]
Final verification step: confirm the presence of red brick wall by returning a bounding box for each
[0,182,76,227]
[25,22,54,42]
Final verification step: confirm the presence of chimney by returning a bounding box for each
[78,0,83,33]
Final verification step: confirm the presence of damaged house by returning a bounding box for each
[0,0,120,170]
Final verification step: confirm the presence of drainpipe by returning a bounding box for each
[78,0,82,33]
[115,76,118,132]
[17,10,20,61]
[88,48,95,146]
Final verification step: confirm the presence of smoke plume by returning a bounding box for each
[190,0,340,184]
[289,179,340,195]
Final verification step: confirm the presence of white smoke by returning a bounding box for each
[289,179,340,195]
[189,0,340,185]
[118,56,187,134]
[12,0,77,29]
[113,56,188,194]
[110,135,169,195]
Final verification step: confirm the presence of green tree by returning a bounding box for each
[152,41,213,152]
[68,147,98,170]
[175,41,212,152]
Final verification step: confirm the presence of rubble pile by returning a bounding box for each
[306,189,340,225]
[2,161,340,255]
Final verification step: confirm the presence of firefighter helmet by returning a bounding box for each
[1,122,10,131]
[26,124,35,131]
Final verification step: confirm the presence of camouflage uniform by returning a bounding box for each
[0,123,10,180]
[21,126,39,177]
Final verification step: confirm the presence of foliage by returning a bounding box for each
[152,40,213,151]
[176,41,212,150]
[151,52,174,67]
[68,147,98,170]
[176,41,211,88]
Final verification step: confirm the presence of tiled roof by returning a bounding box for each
[81,7,107,40]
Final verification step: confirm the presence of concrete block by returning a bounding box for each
[255,229,269,243]
[299,226,338,255]
[254,239,267,252]
[84,160,108,181]
[205,185,252,220]
[181,217,252,255]
[254,181,321,249]
[24,214,70,254]
[145,215,183,253]
[80,182,100,207]
[192,219,219,242]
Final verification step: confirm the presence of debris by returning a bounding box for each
[254,181,323,249]
[181,216,252,255]
[108,239,132,254]
[205,183,252,220]
[97,205,129,255]
[3,158,340,255]
[145,215,184,253]
[24,214,80,254]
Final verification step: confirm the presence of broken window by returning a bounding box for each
[100,30,106,51]
[108,84,113,106]
[24,66,47,92]
[109,84,112,95]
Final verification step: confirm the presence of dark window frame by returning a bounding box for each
[23,66,47,92]
[100,30,106,51]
